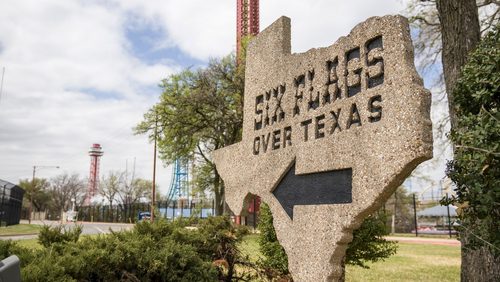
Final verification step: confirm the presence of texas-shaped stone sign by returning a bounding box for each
[213,15,433,281]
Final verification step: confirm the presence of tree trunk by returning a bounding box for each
[214,170,225,216]
[435,1,500,281]
[436,0,480,130]
[460,218,500,282]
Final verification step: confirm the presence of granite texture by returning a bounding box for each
[213,15,433,281]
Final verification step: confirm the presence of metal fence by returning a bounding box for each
[0,180,25,226]
[74,199,217,223]
[385,194,457,238]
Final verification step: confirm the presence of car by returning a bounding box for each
[138,211,151,222]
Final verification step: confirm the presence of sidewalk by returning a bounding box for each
[386,236,461,246]
[19,220,134,226]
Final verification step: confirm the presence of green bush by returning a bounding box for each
[345,212,398,268]
[0,239,37,265]
[257,203,398,278]
[257,203,289,278]
[37,224,82,248]
[445,24,500,254]
[4,217,259,281]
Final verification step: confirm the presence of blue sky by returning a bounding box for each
[0,0,452,198]
[125,23,204,68]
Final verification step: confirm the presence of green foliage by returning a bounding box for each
[2,217,260,281]
[135,55,244,164]
[346,212,398,268]
[257,203,398,278]
[37,224,82,248]
[384,186,416,233]
[18,178,52,211]
[445,24,500,254]
[0,239,37,266]
[257,203,290,279]
[135,54,244,215]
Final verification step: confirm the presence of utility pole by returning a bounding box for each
[29,167,35,225]
[151,116,158,222]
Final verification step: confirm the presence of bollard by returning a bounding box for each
[0,255,21,282]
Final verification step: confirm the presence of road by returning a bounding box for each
[1,221,461,247]
[0,220,134,240]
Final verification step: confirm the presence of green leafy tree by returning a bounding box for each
[444,25,500,279]
[18,178,51,212]
[406,1,499,279]
[135,54,244,215]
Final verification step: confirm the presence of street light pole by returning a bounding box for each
[151,116,158,223]
[29,165,59,224]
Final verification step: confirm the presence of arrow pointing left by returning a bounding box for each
[272,162,353,220]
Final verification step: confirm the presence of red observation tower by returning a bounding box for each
[85,143,103,205]
[236,0,259,56]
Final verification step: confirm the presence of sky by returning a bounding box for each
[0,0,451,197]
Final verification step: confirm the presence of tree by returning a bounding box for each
[117,175,152,220]
[445,25,500,281]
[407,0,500,280]
[99,171,122,208]
[18,178,51,212]
[117,174,151,207]
[436,0,481,129]
[135,54,244,215]
[385,186,416,233]
[49,173,85,216]
[407,0,498,125]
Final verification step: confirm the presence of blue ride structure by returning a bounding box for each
[166,159,190,205]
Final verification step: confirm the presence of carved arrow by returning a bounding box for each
[272,162,353,220]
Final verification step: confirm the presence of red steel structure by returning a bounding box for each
[85,143,103,205]
[236,0,260,226]
[236,0,259,56]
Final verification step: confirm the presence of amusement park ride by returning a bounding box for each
[165,1,261,220]
[81,2,262,220]
[166,159,190,204]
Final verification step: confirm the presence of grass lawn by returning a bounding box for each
[0,224,41,236]
[346,243,460,281]
[240,235,460,281]
[392,233,457,239]
[239,234,262,263]
[15,238,42,250]
[10,234,104,250]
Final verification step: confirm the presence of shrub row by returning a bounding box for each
[0,217,253,282]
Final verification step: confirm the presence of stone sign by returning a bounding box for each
[213,15,433,281]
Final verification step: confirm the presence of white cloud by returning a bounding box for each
[0,0,174,191]
[109,0,406,60]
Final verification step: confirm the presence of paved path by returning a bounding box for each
[386,236,461,246]
[0,220,134,240]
